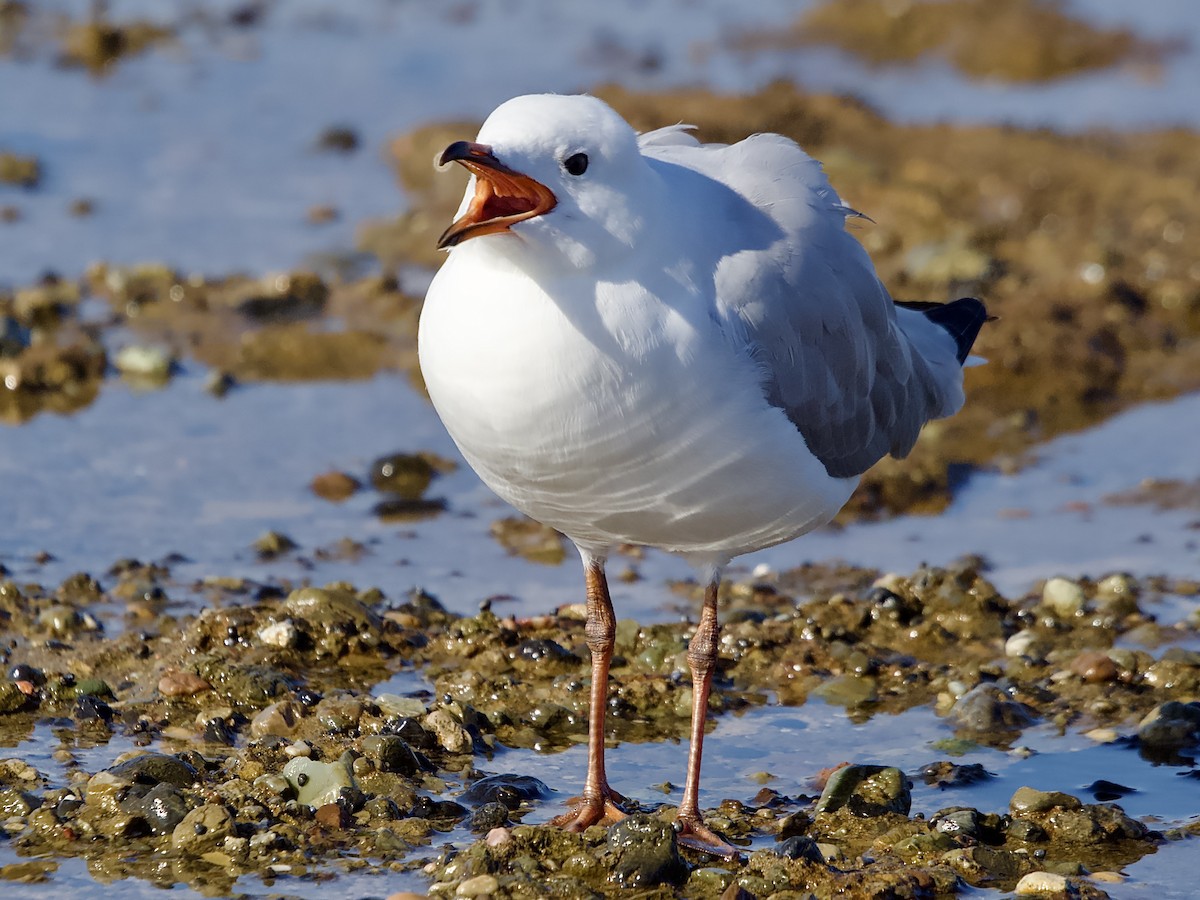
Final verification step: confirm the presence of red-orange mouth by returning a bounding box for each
[436,141,557,249]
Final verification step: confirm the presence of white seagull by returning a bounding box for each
[418,93,986,856]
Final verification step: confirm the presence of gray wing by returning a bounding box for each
[642,132,964,479]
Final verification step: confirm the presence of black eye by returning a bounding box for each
[563,152,589,176]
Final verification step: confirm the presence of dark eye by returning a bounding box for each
[563,152,589,176]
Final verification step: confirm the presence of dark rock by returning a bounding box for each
[776,835,825,863]
[607,813,688,887]
[461,773,550,810]
[469,801,510,832]
[920,760,993,788]
[950,684,1037,739]
[108,753,199,788]
[815,764,911,816]
[1138,701,1200,749]
[120,782,188,835]
[74,695,113,723]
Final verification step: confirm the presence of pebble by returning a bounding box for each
[284,740,312,758]
[484,826,511,848]
[257,619,299,649]
[1041,578,1085,618]
[249,701,300,739]
[171,804,235,853]
[1069,650,1118,683]
[282,756,355,807]
[423,709,471,754]
[115,345,173,380]
[158,670,211,697]
[455,874,499,898]
[1137,701,1200,748]
[1014,871,1068,894]
[606,814,688,888]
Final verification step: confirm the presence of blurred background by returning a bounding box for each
[1,2,1199,896]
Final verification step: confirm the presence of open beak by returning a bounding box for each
[436,141,557,249]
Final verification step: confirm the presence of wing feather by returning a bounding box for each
[643,133,965,479]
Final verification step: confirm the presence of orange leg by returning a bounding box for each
[674,577,740,858]
[550,559,627,830]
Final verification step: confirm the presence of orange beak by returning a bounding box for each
[436,141,557,249]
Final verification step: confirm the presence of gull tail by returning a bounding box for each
[896,297,988,365]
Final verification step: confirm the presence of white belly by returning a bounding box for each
[418,244,856,564]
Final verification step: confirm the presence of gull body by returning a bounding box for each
[418,93,985,855]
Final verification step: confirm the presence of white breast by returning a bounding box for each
[418,241,856,566]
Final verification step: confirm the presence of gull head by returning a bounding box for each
[436,94,655,269]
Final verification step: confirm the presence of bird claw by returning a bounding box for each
[674,816,742,860]
[549,790,627,831]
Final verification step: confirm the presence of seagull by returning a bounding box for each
[418,93,986,857]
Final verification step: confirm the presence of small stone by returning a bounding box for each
[485,826,511,848]
[108,752,199,788]
[115,345,173,381]
[1041,577,1085,618]
[314,802,351,829]
[282,756,355,807]
[815,764,911,816]
[423,709,470,754]
[310,470,360,502]
[254,530,298,559]
[249,701,300,739]
[1014,871,1068,894]
[256,619,299,649]
[158,670,211,697]
[607,814,688,888]
[1010,786,1081,815]
[284,740,312,758]
[950,684,1036,736]
[1137,701,1200,748]
[1068,650,1117,683]
[1003,628,1041,657]
[455,874,500,897]
[171,804,235,853]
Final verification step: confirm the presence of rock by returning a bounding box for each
[461,773,550,809]
[282,756,356,808]
[455,874,500,898]
[815,765,911,816]
[919,761,993,788]
[158,669,211,697]
[950,684,1036,737]
[115,345,173,381]
[1014,871,1069,895]
[108,753,199,788]
[371,452,438,499]
[1069,650,1118,683]
[0,681,30,713]
[1137,701,1200,748]
[362,735,422,777]
[120,782,188,835]
[1010,786,1081,815]
[310,470,361,502]
[776,835,825,863]
[256,619,299,649]
[469,801,509,832]
[171,803,235,853]
[249,701,300,738]
[424,708,471,754]
[1041,578,1086,618]
[607,813,688,887]
[314,802,351,829]
[284,587,383,656]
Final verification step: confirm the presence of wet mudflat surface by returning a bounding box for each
[3,1,1200,897]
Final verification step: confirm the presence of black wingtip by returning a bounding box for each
[898,297,988,365]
